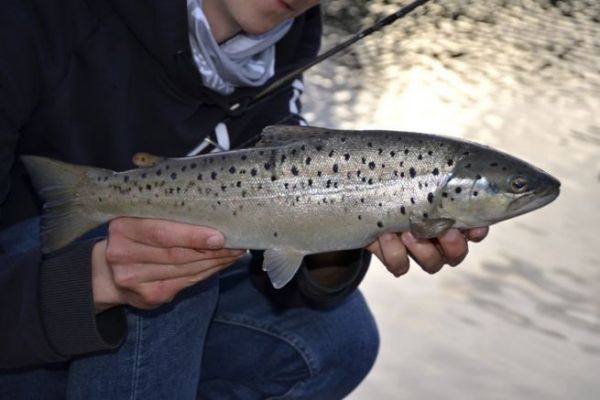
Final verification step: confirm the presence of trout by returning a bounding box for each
[22,126,560,288]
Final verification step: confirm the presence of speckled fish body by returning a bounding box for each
[22,126,560,288]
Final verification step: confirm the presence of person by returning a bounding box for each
[0,0,488,398]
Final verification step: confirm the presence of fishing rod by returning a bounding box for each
[189,0,433,155]
[246,0,433,108]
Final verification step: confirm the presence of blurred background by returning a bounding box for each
[301,0,600,398]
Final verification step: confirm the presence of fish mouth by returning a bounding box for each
[507,184,560,215]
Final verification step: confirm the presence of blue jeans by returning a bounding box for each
[0,219,379,399]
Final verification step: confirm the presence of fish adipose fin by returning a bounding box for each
[263,248,306,289]
[410,217,455,239]
[21,156,106,253]
[255,125,332,147]
[132,152,165,167]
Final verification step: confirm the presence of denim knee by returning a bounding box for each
[287,290,380,400]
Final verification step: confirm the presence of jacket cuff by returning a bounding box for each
[39,240,126,358]
[297,249,371,309]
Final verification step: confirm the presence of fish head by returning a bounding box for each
[437,150,561,227]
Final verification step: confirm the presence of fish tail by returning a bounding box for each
[21,155,107,253]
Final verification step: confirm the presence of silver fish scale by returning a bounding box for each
[83,130,472,253]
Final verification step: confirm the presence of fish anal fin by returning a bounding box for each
[409,217,456,239]
[263,248,306,289]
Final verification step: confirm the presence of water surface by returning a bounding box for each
[302,1,600,398]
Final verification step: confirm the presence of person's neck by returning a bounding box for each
[202,0,240,43]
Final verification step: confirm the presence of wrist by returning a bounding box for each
[91,240,123,313]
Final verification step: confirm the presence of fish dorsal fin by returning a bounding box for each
[132,152,166,167]
[409,217,456,239]
[262,247,306,289]
[255,125,332,148]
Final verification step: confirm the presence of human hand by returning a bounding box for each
[367,227,489,277]
[91,217,245,312]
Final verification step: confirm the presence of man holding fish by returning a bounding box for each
[0,0,494,398]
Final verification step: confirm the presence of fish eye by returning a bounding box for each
[509,176,529,193]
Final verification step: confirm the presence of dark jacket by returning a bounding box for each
[0,0,369,369]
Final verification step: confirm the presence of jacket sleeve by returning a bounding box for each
[0,1,126,369]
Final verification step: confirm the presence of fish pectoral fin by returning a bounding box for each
[409,217,456,239]
[255,125,331,148]
[262,248,306,289]
[132,152,165,167]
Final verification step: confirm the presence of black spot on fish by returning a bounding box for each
[308,178,313,186]
[473,191,479,196]
[418,154,423,160]
[442,192,449,197]
[368,178,374,185]
[400,172,405,178]
[284,183,289,189]
[271,175,277,182]
[333,164,339,173]
[476,174,482,180]
[281,154,287,163]
[240,169,246,174]
[410,197,416,204]
[98,197,102,202]
[362,177,367,183]
[423,213,429,219]
[141,173,147,179]
[360,198,365,203]
[358,215,362,220]
[220,185,226,192]
[404,149,409,155]
[273,232,278,237]
[390,151,396,157]
[181,165,187,172]
[465,163,471,169]
[242,190,247,198]
[264,163,271,170]
[490,162,498,167]
[378,202,383,207]
[123,176,129,183]
[146,184,152,191]
[301,145,306,151]
[317,171,322,177]
[291,166,299,176]
[197,173,203,181]
[367,142,373,147]
[169,188,174,194]
[229,166,237,174]
[344,153,350,161]
[377,221,383,228]
[328,150,335,157]
[427,193,434,203]
[326,179,332,188]
[259,151,265,156]
[399,161,404,167]
[447,159,454,166]
[341,137,347,142]
[211,172,218,180]
[432,168,439,176]
[156,169,162,176]
[251,168,257,176]
[97,177,101,182]
[428,150,433,156]
[316,145,323,151]
[170,172,177,180]
[409,167,416,178]
[236,181,242,187]
[400,206,406,215]
[368,161,376,170]
[334,182,339,188]
[378,148,383,155]
[291,149,297,155]
[393,170,398,177]
[455,187,462,194]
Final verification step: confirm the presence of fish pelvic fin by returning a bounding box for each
[263,248,306,289]
[21,156,107,253]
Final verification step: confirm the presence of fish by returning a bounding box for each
[22,125,560,288]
